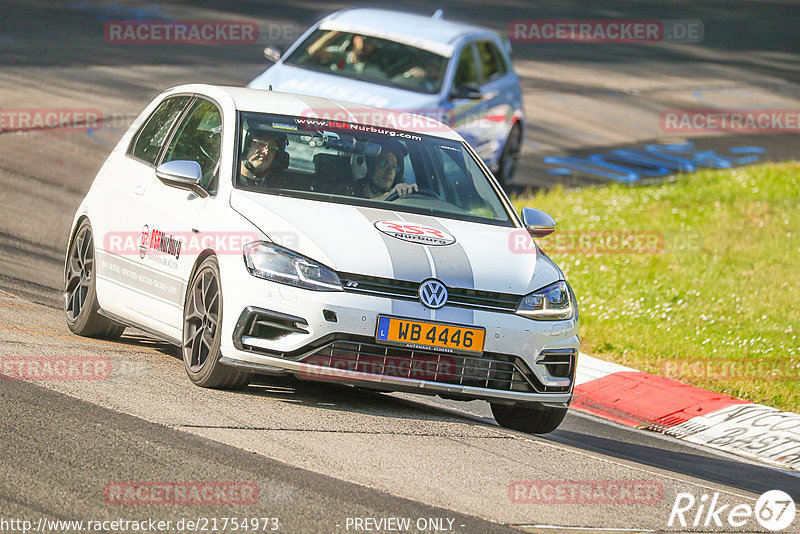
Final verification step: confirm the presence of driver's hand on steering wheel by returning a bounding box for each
[390,183,418,198]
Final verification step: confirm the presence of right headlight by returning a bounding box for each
[516,280,574,320]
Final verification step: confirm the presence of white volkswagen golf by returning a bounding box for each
[64,84,579,434]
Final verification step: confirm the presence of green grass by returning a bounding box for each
[511,163,800,411]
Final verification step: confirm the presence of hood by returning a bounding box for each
[230,190,562,295]
[248,63,438,112]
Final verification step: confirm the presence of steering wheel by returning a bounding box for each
[385,188,442,202]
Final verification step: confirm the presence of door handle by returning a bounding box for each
[132,185,146,196]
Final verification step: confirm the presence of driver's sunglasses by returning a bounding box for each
[377,159,398,173]
[250,138,281,153]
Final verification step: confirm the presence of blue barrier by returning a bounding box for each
[546,141,766,182]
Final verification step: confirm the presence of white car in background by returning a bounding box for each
[64,84,578,434]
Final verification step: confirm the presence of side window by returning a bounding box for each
[475,41,506,82]
[129,96,190,164]
[453,43,479,88]
[161,99,222,194]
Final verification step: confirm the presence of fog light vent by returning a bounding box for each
[537,350,576,378]
[234,307,309,346]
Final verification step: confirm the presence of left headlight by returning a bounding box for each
[516,280,574,320]
[243,241,342,291]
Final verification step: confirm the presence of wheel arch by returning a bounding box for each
[64,214,91,278]
[183,248,218,310]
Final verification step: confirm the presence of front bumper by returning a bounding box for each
[218,265,579,407]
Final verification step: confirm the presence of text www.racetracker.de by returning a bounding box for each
[0,517,280,533]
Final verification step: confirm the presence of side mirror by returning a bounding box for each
[521,207,556,238]
[155,160,208,198]
[263,46,283,63]
[450,84,482,100]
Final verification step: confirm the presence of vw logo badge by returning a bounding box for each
[419,279,448,309]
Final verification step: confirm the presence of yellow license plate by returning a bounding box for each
[375,316,485,354]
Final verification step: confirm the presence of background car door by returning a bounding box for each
[130,97,222,339]
[92,95,191,326]
[472,40,518,163]
[447,41,491,157]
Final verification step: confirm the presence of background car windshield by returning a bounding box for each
[235,112,511,226]
[284,30,447,95]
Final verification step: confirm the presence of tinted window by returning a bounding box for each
[284,29,448,94]
[129,96,190,164]
[475,41,506,82]
[234,112,511,226]
[453,44,479,88]
[162,99,222,193]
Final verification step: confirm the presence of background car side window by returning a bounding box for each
[129,96,190,164]
[453,43,479,89]
[476,41,507,82]
[161,99,222,194]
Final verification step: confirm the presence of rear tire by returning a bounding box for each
[491,403,567,434]
[64,220,125,339]
[183,256,250,389]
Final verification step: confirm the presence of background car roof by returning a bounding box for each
[320,8,496,56]
[166,84,461,141]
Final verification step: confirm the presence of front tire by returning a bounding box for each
[64,220,125,339]
[491,403,567,434]
[183,256,250,389]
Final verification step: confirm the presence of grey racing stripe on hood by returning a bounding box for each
[397,214,475,324]
[355,207,433,318]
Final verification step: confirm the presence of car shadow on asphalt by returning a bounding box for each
[115,331,180,353]
[110,328,496,424]
[236,374,485,424]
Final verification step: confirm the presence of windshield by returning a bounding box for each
[235,112,512,226]
[284,29,447,95]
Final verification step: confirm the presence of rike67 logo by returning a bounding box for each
[669,490,796,531]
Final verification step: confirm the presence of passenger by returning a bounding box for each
[356,143,417,200]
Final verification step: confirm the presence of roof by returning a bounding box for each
[319,8,495,57]
[163,84,461,141]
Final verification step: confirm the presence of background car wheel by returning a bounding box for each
[497,123,522,186]
[490,402,567,434]
[183,256,250,389]
[64,220,125,339]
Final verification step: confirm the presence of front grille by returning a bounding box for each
[300,339,536,393]
[338,273,520,313]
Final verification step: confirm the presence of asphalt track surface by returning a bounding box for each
[1,1,800,533]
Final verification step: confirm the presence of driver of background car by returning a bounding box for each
[356,140,417,200]
[394,54,444,91]
[308,32,385,79]
[239,131,289,188]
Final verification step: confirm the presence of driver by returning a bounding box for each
[239,131,288,187]
[357,142,417,200]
